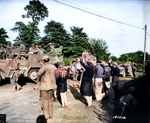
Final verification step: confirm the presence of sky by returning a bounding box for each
[0,0,150,57]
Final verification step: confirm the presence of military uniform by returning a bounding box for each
[8,54,21,91]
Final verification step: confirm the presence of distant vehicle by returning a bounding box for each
[0,48,64,82]
[118,64,132,77]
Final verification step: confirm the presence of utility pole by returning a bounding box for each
[143,24,147,73]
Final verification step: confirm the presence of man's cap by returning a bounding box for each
[32,44,34,46]
[42,55,49,60]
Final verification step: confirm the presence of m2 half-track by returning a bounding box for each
[0,47,64,82]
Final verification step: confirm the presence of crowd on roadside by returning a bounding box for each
[1,41,139,122]
[35,49,139,122]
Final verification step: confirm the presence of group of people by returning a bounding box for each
[0,41,27,58]
[29,44,45,55]
[75,56,120,107]
[0,41,14,59]
[0,41,46,60]
[2,42,138,122]
[66,51,121,107]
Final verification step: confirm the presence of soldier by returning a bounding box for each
[5,41,12,58]
[33,45,44,55]
[49,43,54,54]
[19,40,26,53]
[29,44,35,52]
[0,43,6,59]
[39,45,46,54]
[108,59,120,100]
[7,54,21,92]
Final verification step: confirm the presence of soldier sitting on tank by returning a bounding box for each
[48,43,54,54]
[39,45,46,54]
[33,45,44,55]
[4,41,13,58]
[19,40,26,54]
[28,44,35,54]
[0,43,6,59]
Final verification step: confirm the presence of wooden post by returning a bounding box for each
[143,24,147,73]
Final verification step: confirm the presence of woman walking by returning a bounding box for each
[56,68,68,107]
[78,57,94,107]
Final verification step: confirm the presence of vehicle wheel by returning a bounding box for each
[28,69,38,80]
[123,71,126,77]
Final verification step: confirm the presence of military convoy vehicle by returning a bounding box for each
[0,47,64,82]
[118,64,132,77]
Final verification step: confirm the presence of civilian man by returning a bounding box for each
[37,55,57,121]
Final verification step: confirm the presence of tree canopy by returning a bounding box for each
[4,0,149,64]
[89,38,110,61]
[11,0,48,48]
[11,21,40,48]
[22,0,48,25]
[0,28,9,45]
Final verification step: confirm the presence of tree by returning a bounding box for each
[119,54,128,62]
[118,50,150,64]
[11,22,40,48]
[41,20,70,53]
[0,28,9,44]
[22,0,48,25]
[66,26,91,58]
[12,0,48,48]
[109,56,118,61]
[89,38,110,61]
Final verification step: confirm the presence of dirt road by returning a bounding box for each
[0,75,137,123]
[0,77,115,123]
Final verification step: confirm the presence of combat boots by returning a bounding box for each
[16,83,21,91]
[10,85,16,92]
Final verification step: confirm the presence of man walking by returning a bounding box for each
[108,59,120,100]
[37,55,57,121]
[94,60,104,101]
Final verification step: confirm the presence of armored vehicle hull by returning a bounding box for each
[0,53,64,82]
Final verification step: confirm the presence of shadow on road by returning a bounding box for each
[69,85,86,105]
[36,115,46,123]
[0,77,36,87]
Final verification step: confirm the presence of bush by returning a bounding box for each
[63,57,71,66]
[136,63,143,71]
